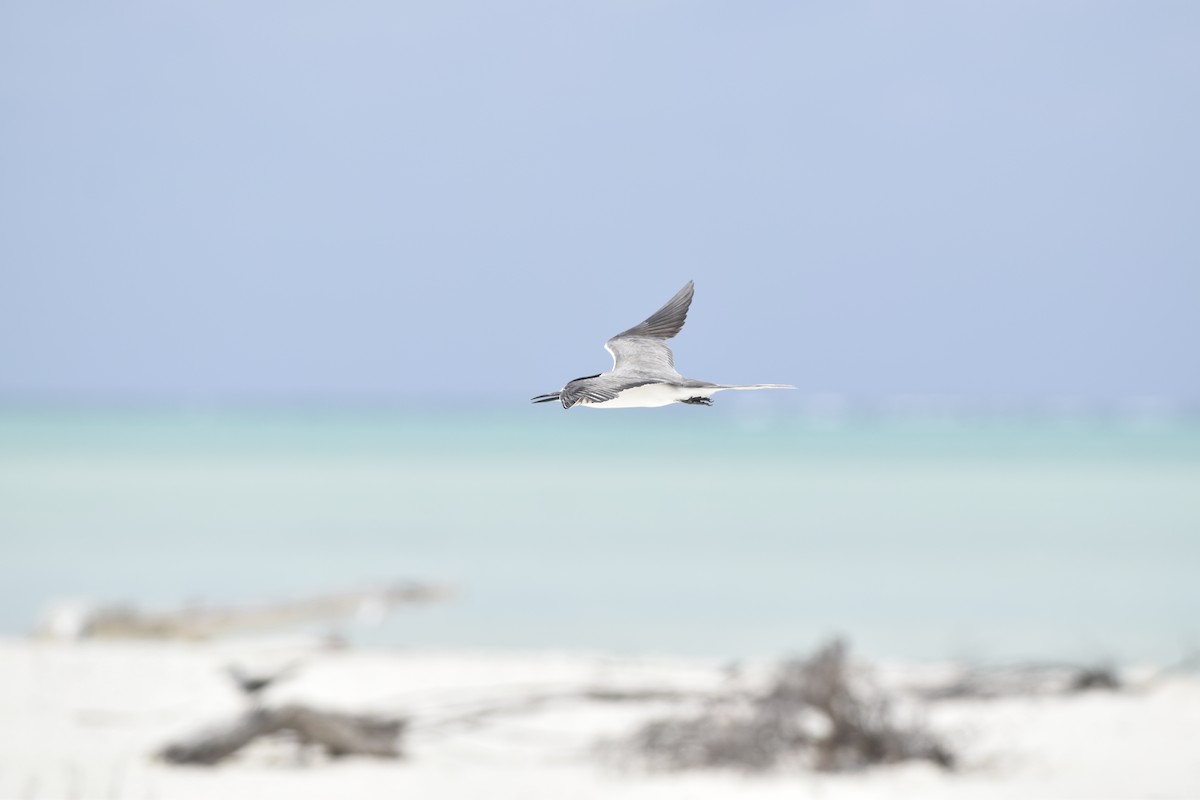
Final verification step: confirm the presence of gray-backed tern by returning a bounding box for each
[532,281,792,409]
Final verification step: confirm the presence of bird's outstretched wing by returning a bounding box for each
[604,281,694,376]
[560,375,653,408]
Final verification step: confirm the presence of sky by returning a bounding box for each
[1,1,1198,406]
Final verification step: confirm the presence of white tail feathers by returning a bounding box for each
[719,384,795,390]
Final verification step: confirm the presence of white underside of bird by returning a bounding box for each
[576,382,791,409]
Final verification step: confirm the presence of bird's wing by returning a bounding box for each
[605,337,681,377]
[561,375,653,408]
[605,281,694,376]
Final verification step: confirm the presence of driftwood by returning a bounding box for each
[36,581,451,641]
[159,705,406,765]
[617,640,953,773]
[910,663,1121,701]
[409,687,711,735]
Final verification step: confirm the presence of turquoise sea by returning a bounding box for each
[1,407,1197,663]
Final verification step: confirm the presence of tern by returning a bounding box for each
[532,281,792,409]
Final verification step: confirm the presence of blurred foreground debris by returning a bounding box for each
[159,705,406,765]
[35,581,451,641]
[910,662,1122,700]
[617,639,953,773]
[227,661,302,704]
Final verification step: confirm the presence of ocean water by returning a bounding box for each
[1,406,1197,663]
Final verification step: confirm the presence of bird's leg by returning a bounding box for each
[679,396,713,406]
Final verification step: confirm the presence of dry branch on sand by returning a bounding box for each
[910,663,1121,700]
[154,638,1127,773]
[615,639,954,773]
[159,705,406,765]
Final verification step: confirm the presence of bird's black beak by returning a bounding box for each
[531,393,561,404]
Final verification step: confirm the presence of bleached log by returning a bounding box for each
[37,581,451,641]
[159,704,405,765]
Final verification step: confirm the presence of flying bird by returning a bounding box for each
[532,281,792,409]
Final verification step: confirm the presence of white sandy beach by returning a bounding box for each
[1,637,1198,800]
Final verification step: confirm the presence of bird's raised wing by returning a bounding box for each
[604,281,694,376]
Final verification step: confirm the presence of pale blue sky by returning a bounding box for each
[2,1,1198,405]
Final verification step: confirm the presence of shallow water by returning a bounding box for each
[1,407,1197,662]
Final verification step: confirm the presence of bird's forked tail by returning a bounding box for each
[718,384,794,391]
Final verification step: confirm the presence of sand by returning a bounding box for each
[1,637,1198,799]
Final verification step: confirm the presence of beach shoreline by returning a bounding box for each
[2,636,1197,799]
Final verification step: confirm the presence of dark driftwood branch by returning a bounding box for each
[619,640,954,773]
[912,663,1121,701]
[159,704,406,765]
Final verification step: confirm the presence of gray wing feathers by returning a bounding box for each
[610,280,694,341]
[605,337,680,377]
[605,281,694,376]
[560,375,653,408]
